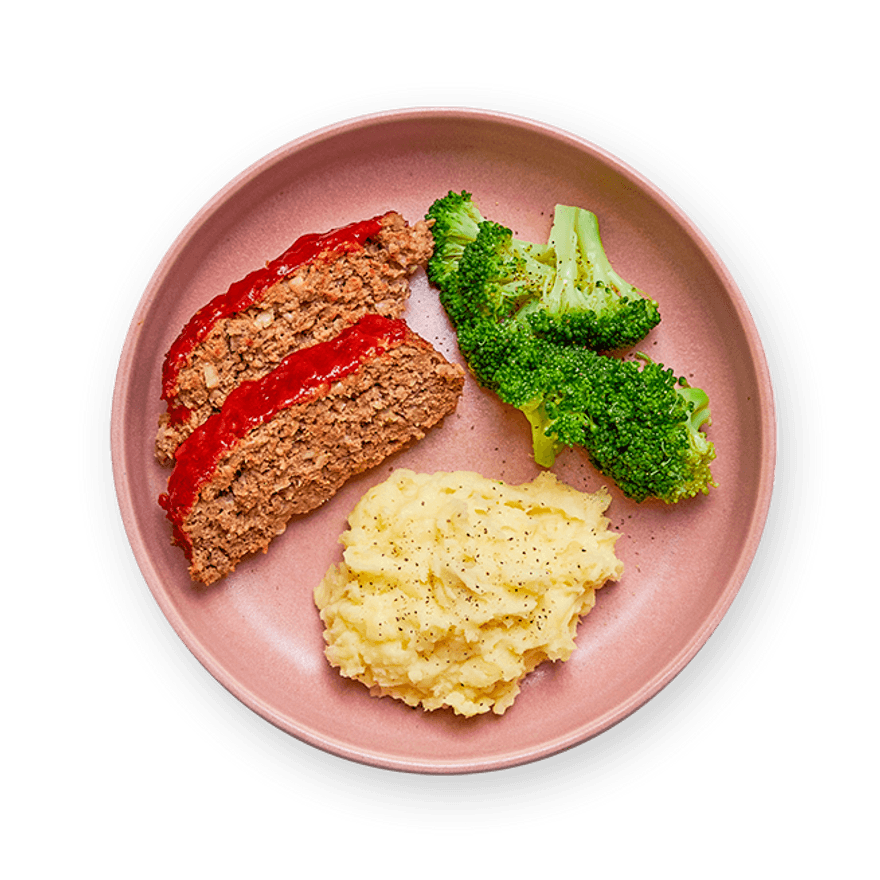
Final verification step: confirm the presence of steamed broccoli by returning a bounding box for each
[425,192,716,503]
[523,205,661,351]
[429,193,660,351]
[425,190,486,294]
[454,317,716,502]
[453,221,555,324]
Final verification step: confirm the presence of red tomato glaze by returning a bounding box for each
[160,213,389,424]
[159,313,409,558]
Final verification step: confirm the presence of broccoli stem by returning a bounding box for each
[544,205,580,314]
[678,385,711,426]
[573,209,638,299]
[519,399,563,468]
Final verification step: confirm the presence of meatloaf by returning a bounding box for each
[156,211,433,465]
[159,314,465,586]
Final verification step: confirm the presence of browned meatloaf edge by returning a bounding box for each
[159,314,464,586]
[156,211,433,466]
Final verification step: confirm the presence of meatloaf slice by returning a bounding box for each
[156,211,433,466]
[159,314,465,586]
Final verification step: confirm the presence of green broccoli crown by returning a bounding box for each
[456,319,716,502]
[434,200,661,352]
[453,312,535,390]
[425,190,485,293]
[523,296,662,353]
[574,353,717,503]
[454,221,555,323]
[516,204,661,351]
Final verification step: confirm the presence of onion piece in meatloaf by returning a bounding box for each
[159,314,465,586]
[156,211,433,466]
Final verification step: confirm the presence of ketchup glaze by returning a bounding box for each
[159,313,409,557]
[160,213,389,424]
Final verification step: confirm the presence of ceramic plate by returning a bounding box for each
[111,108,775,773]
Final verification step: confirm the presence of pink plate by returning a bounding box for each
[111,108,775,773]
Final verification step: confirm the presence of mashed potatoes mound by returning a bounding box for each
[314,469,623,717]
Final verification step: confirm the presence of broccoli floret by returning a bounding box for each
[520,205,660,351]
[450,203,660,351]
[564,351,716,503]
[452,220,555,324]
[451,311,715,501]
[425,191,486,294]
[460,320,716,501]
[450,316,568,466]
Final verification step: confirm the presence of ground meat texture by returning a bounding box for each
[155,213,433,466]
[167,331,464,586]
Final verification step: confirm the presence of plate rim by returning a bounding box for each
[110,106,777,774]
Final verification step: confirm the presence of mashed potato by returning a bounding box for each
[314,469,623,717]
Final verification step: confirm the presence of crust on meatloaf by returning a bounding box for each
[159,315,464,586]
[155,211,433,466]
